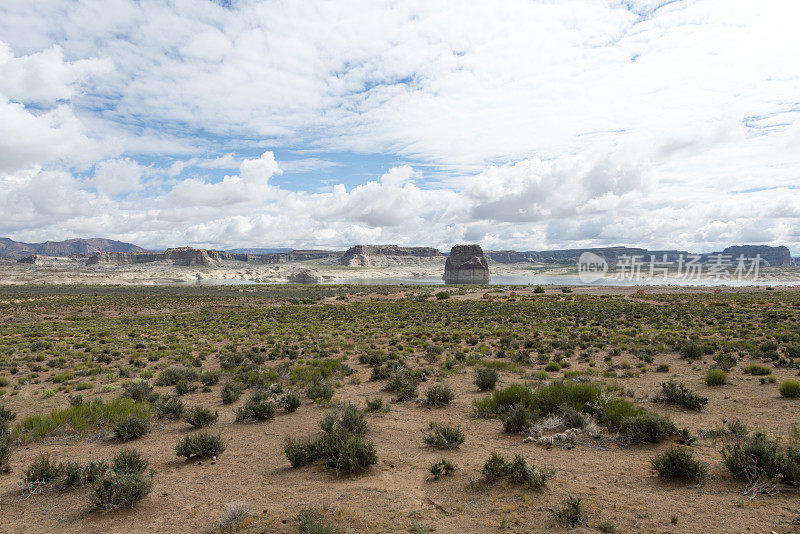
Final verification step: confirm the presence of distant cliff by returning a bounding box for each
[717,245,793,267]
[0,237,145,260]
[88,247,341,266]
[339,245,442,267]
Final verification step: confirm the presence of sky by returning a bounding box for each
[1,0,799,253]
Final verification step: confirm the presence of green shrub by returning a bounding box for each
[154,394,184,419]
[320,404,368,436]
[0,430,10,472]
[422,422,465,449]
[651,447,706,481]
[200,371,221,387]
[111,448,149,475]
[620,413,676,444]
[435,291,450,300]
[22,454,64,485]
[779,380,800,398]
[306,380,334,403]
[481,452,552,488]
[235,391,276,422]
[425,384,454,407]
[705,368,727,386]
[284,436,322,467]
[174,379,197,396]
[744,364,772,376]
[533,285,545,294]
[156,366,199,386]
[175,433,226,459]
[0,403,15,424]
[656,364,670,372]
[721,432,782,482]
[320,430,377,474]
[551,494,586,527]
[545,361,561,372]
[113,415,150,441]
[221,382,243,404]
[384,370,420,402]
[91,471,153,510]
[122,380,152,402]
[474,367,499,391]
[656,380,708,410]
[183,406,218,428]
[502,402,535,434]
[429,458,455,479]
[284,391,301,412]
[679,341,703,359]
[365,398,385,413]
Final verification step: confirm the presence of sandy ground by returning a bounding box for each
[2,342,800,533]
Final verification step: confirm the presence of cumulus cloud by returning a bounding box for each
[0,1,798,253]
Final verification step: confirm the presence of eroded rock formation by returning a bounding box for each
[444,244,490,284]
[339,245,443,267]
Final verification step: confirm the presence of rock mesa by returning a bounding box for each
[444,244,490,284]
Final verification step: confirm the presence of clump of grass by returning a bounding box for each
[218,502,254,533]
[183,406,218,428]
[365,398,387,413]
[551,494,586,527]
[425,384,454,407]
[429,459,455,479]
[422,422,465,449]
[474,367,499,391]
[480,452,553,488]
[651,446,706,481]
[779,380,800,398]
[744,364,772,376]
[296,509,340,534]
[284,406,377,474]
[22,454,65,485]
[705,368,728,386]
[235,391,276,422]
[15,397,151,442]
[112,415,150,441]
[175,433,225,459]
[655,380,708,411]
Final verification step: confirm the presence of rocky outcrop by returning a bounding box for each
[444,244,490,284]
[0,237,145,260]
[339,245,443,267]
[88,247,341,266]
[289,268,324,283]
[717,245,793,267]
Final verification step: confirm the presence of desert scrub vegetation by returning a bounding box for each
[429,458,455,479]
[296,508,341,534]
[473,381,676,443]
[183,406,218,427]
[15,397,151,442]
[551,493,587,527]
[112,415,150,440]
[175,432,226,459]
[284,404,377,474]
[654,380,708,411]
[651,447,706,481]
[481,452,554,488]
[235,390,276,422]
[705,368,728,386]
[721,430,800,489]
[474,367,498,391]
[779,380,800,398]
[425,383,454,406]
[422,422,465,449]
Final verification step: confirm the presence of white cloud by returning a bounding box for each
[0,1,798,254]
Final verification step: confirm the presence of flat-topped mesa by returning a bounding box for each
[444,244,490,284]
[339,244,443,267]
[87,248,342,266]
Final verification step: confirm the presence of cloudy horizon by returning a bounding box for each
[1,1,799,254]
